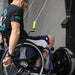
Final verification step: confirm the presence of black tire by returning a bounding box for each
[52,47,75,75]
[1,41,44,75]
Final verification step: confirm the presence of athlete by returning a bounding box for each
[0,0,28,67]
[0,0,54,68]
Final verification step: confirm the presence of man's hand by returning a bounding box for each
[3,56,11,67]
[43,49,49,58]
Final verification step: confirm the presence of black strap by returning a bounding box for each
[0,42,4,46]
[7,52,13,58]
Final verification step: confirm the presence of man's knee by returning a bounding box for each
[48,35,54,49]
[48,35,54,43]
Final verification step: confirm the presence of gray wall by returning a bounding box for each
[24,0,66,50]
[0,0,8,15]
[0,0,4,15]
[0,0,66,50]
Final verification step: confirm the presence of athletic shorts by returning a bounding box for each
[24,35,49,59]
[27,35,49,48]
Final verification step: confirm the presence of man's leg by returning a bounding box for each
[34,35,54,70]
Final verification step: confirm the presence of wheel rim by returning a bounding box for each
[2,42,44,75]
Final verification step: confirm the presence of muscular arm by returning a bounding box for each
[0,33,3,49]
[8,21,20,55]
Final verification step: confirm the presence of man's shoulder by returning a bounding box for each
[7,5,22,11]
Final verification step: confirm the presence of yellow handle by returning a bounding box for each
[31,21,37,32]
[32,21,36,29]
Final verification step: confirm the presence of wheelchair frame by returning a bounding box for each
[1,40,52,75]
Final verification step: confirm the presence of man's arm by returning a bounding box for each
[3,21,20,67]
[0,33,3,49]
[9,21,20,55]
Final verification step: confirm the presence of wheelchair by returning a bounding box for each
[0,37,75,75]
[1,39,52,75]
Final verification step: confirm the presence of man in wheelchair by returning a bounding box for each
[26,35,54,70]
[0,0,54,70]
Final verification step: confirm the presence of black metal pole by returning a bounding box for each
[8,0,13,5]
[70,0,75,54]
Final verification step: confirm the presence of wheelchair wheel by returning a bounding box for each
[1,41,44,75]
